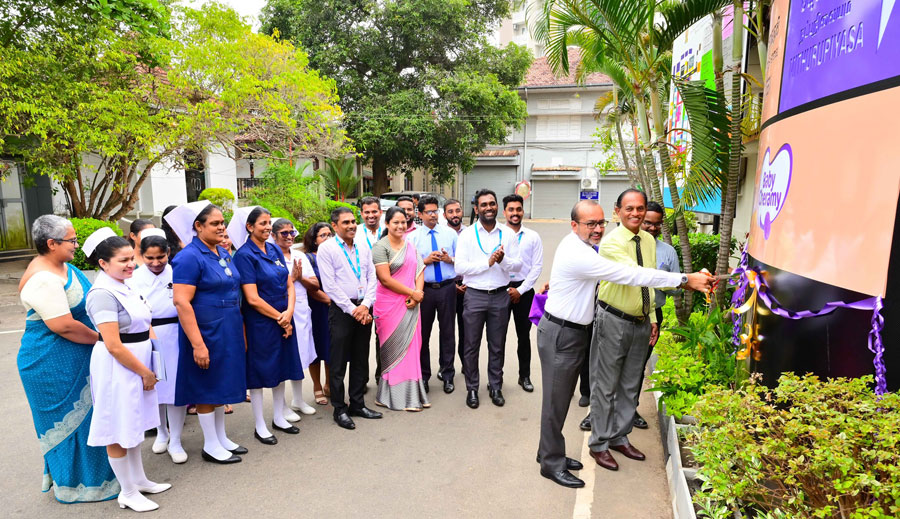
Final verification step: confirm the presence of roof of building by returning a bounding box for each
[532,166,583,172]
[523,48,612,88]
[477,149,519,157]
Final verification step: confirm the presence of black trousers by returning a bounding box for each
[462,288,510,391]
[328,305,373,416]
[508,282,536,378]
[456,281,466,373]
[420,281,457,381]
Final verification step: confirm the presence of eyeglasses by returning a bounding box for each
[576,220,607,229]
[218,257,233,277]
[56,238,79,245]
[642,221,662,229]
[422,210,439,216]
[278,230,298,238]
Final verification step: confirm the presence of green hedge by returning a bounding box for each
[70,218,123,270]
[671,233,737,274]
[198,187,236,209]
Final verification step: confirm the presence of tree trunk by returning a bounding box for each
[109,159,159,221]
[714,1,745,307]
[615,113,637,186]
[372,156,389,196]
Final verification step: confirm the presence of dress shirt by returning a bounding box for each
[316,234,377,315]
[508,226,543,294]
[596,225,661,323]
[404,222,417,236]
[544,232,683,325]
[455,220,522,290]
[410,223,458,283]
[361,225,383,251]
[653,238,681,308]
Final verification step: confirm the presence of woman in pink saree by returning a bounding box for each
[372,207,430,411]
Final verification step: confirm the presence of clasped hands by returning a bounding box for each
[277,310,293,338]
[406,289,424,309]
[487,245,505,266]
[351,304,373,325]
[425,250,452,265]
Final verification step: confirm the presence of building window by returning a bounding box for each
[536,115,581,140]
[404,176,413,191]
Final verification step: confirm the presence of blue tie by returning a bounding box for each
[430,229,443,282]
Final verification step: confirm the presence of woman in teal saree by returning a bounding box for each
[17,216,119,503]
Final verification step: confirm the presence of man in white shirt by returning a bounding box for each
[503,194,543,393]
[455,189,522,409]
[536,200,711,488]
[359,197,383,251]
[444,199,468,375]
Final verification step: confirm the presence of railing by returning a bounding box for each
[237,177,261,199]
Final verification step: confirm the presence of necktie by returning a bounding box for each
[430,229,443,282]
[632,235,650,316]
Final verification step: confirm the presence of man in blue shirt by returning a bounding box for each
[410,195,458,394]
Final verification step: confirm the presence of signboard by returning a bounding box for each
[580,190,599,200]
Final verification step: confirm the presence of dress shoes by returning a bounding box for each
[540,469,585,488]
[589,449,619,471]
[272,421,300,434]
[443,378,455,394]
[579,415,591,431]
[201,450,242,464]
[518,376,534,392]
[348,406,383,419]
[632,412,648,429]
[334,412,356,430]
[610,443,646,461]
[423,380,430,393]
[578,395,590,407]
[230,445,248,455]
[466,390,479,409]
[489,388,505,407]
[254,430,278,445]
[436,372,444,382]
[535,454,584,471]
[136,482,172,495]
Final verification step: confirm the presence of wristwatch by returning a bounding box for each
[678,274,688,288]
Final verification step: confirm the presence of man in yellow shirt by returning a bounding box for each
[588,189,678,472]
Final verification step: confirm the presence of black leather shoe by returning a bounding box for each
[254,430,277,445]
[536,454,584,471]
[348,407,383,419]
[272,422,300,434]
[436,372,444,382]
[489,388,505,407]
[229,445,248,455]
[578,395,590,407]
[443,378,454,394]
[466,390,479,409]
[632,412,648,429]
[334,412,356,430]
[201,450,242,464]
[423,380,430,393]
[579,415,591,431]
[540,469,585,488]
[518,376,534,392]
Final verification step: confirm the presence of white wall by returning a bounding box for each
[205,144,238,197]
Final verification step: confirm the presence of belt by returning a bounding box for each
[544,313,591,331]
[597,300,647,324]
[468,285,509,295]
[425,279,455,289]
[151,316,179,326]
[99,330,150,344]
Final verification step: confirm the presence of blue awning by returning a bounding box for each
[662,188,721,215]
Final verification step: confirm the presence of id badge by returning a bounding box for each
[357,286,365,300]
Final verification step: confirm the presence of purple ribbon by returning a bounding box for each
[529,292,548,327]
[731,245,888,395]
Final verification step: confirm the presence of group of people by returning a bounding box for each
[15,187,712,510]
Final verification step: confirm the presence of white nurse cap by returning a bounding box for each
[226,205,260,250]
[82,227,117,258]
[163,200,212,246]
[138,228,166,243]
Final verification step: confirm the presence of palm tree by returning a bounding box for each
[319,157,360,202]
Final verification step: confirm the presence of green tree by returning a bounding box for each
[260,0,531,194]
[0,2,345,220]
[319,157,360,202]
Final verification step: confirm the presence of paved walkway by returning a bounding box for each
[0,221,671,518]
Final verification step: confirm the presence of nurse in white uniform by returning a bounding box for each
[127,228,188,464]
[83,228,171,512]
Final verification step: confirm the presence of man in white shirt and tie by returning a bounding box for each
[455,189,522,409]
[536,200,711,489]
[502,194,543,393]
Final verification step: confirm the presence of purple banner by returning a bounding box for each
[779,0,900,112]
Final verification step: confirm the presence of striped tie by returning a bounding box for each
[632,235,650,316]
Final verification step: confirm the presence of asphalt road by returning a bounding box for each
[0,220,671,518]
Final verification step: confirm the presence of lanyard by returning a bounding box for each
[475,226,502,255]
[364,227,380,249]
[517,231,523,244]
[339,240,361,281]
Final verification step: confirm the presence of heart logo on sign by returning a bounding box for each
[756,143,792,240]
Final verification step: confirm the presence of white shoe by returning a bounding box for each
[167,447,188,464]
[291,400,317,415]
[137,482,172,494]
[151,439,168,454]
[283,409,302,423]
[118,492,159,512]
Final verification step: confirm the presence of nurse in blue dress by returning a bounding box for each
[165,201,247,465]
[229,206,302,445]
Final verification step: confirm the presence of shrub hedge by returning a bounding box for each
[70,218,123,270]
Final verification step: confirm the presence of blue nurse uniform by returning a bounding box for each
[232,240,303,389]
[172,236,247,405]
